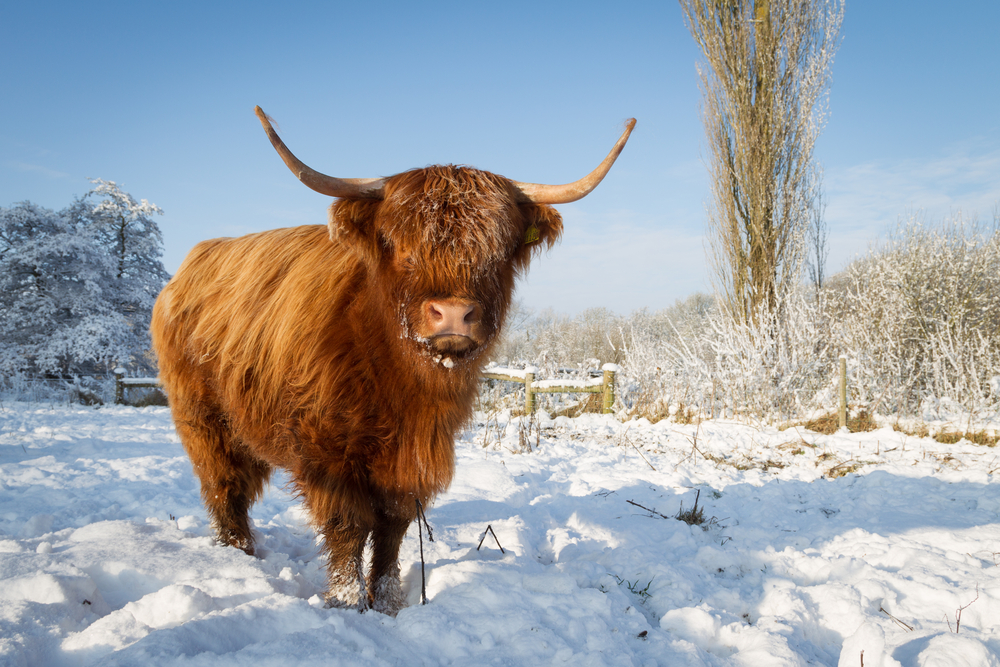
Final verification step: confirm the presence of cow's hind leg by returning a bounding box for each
[367,500,416,616]
[173,406,271,555]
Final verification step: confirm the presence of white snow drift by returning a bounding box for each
[1,402,998,665]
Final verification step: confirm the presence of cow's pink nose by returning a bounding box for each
[425,299,480,338]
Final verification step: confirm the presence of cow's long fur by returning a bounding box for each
[151,165,562,614]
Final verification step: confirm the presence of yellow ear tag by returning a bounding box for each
[523,224,540,245]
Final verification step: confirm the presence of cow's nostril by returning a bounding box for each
[464,305,478,324]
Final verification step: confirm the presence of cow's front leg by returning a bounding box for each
[320,514,371,611]
[367,499,417,616]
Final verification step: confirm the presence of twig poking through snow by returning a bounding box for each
[415,499,434,605]
[626,499,672,520]
[477,524,505,554]
[952,584,979,633]
[416,500,434,543]
[879,605,914,631]
[618,427,656,470]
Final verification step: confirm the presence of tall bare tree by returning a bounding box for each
[806,184,829,295]
[680,0,842,323]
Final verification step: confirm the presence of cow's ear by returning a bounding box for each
[328,199,382,266]
[514,204,563,271]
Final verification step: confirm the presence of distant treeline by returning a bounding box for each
[491,213,1000,421]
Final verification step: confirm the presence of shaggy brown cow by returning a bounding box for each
[150,107,634,615]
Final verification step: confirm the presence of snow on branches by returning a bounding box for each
[0,181,169,382]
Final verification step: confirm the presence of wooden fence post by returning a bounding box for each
[524,366,536,414]
[601,364,617,414]
[838,355,847,429]
[114,368,126,405]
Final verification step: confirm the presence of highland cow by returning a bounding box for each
[150,107,634,615]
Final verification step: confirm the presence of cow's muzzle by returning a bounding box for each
[422,298,484,354]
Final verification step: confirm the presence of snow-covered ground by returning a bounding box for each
[1,402,998,666]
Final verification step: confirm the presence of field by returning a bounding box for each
[1,402,998,666]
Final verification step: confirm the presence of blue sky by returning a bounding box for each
[2,1,998,315]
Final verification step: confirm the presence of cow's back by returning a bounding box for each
[151,226,362,444]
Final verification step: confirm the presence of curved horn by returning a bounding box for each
[254,106,386,200]
[511,119,636,205]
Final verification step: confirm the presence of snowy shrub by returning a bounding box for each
[829,212,1000,416]
[706,291,834,420]
[618,290,833,423]
[617,294,716,420]
[491,305,624,375]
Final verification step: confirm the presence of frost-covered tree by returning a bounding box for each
[0,182,169,381]
[82,179,168,312]
[0,201,120,375]
[679,0,843,323]
[806,188,829,294]
[75,179,169,369]
[0,202,64,375]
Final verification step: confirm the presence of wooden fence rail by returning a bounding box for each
[115,365,619,414]
[116,360,855,423]
[482,364,617,415]
[113,369,162,405]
